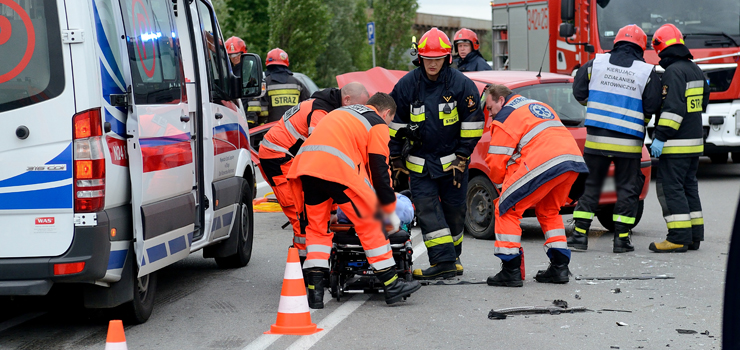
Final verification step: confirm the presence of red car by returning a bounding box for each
[251,68,652,239]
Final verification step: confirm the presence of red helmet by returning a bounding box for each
[614,24,647,51]
[453,28,480,51]
[417,28,452,63]
[652,24,685,54]
[225,36,247,54]
[266,48,289,67]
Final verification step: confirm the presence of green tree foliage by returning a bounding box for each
[372,0,418,70]
[478,30,492,62]
[314,0,372,87]
[214,0,271,60]
[268,0,331,79]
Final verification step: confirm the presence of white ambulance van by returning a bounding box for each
[0,0,262,323]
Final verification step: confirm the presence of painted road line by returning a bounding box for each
[0,312,46,334]
[284,294,371,350]
[241,294,333,350]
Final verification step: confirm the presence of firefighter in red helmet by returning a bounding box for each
[648,23,708,253]
[389,28,484,279]
[259,48,310,124]
[453,28,491,72]
[225,36,262,125]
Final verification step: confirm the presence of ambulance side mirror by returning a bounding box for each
[241,53,263,98]
[561,0,575,21]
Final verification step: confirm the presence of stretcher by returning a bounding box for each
[328,224,414,301]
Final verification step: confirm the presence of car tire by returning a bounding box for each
[709,153,729,164]
[464,176,497,240]
[120,260,157,324]
[215,180,254,268]
[596,200,644,232]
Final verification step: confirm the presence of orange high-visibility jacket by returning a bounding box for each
[486,94,588,215]
[259,89,343,159]
[287,105,396,214]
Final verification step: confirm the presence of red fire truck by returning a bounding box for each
[491,0,740,163]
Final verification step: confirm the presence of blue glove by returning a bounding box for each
[651,139,665,157]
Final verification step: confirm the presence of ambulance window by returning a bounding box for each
[120,0,184,104]
[514,83,586,126]
[0,0,64,113]
[197,1,231,101]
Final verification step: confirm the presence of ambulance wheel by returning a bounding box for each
[709,152,729,164]
[733,152,740,163]
[464,176,497,240]
[215,181,254,268]
[596,200,644,232]
[121,264,157,324]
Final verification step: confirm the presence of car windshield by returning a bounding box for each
[597,0,740,50]
[514,83,585,127]
[0,0,65,112]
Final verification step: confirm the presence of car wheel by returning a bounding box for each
[596,200,644,232]
[215,180,254,268]
[464,176,497,240]
[709,153,729,164]
[120,261,157,324]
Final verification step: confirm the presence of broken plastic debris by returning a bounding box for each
[676,329,698,334]
[611,288,621,293]
[616,322,628,326]
[576,275,674,280]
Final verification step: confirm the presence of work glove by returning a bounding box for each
[384,212,401,234]
[651,139,665,158]
[390,156,409,187]
[444,155,468,188]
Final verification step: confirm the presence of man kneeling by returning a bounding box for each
[288,93,421,307]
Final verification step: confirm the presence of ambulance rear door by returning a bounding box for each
[118,0,195,277]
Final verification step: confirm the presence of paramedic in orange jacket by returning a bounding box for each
[258,83,370,260]
[484,84,589,287]
[287,93,421,308]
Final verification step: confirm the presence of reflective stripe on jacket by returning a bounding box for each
[486,94,589,215]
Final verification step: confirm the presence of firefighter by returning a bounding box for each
[453,28,492,72]
[258,82,370,259]
[287,93,421,308]
[648,24,708,253]
[567,24,662,253]
[225,36,261,126]
[484,84,589,287]
[260,48,311,124]
[389,28,484,279]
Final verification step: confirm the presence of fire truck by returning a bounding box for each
[491,0,740,163]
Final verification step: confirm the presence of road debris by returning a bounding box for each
[575,294,581,300]
[616,322,628,326]
[576,275,674,281]
[489,300,590,319]
[600,309,632,313]
[420,280,487,286]
[611,288,621,293]
[676,329,697,334]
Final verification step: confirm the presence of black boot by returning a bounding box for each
[613,232,635,253]
[567,227,588,251]
[376,268,421,305]
[535,250,570,284]
[487,255,523,287]
[688,241,700,251]
[306,270,325,309]
[412,261,457,280]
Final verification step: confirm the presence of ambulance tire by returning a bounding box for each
[121,261,157,324]
[596,200,644,232]
[464,175,497,240]
[733,152,740,163]
[215,180,254,268]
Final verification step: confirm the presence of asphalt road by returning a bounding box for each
[0,158,737,349]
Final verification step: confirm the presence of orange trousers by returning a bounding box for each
[493,171,578,256]
[299,176,396,271]
[260,158,304,256]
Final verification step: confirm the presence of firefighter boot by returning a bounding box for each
[412,261,457,280]
[613,231,635,253]
[567,226,588,251]
[455,257,464,276]
[487,255,523,287]
[648,240,688,253]
[535,250,570,284]
[689,241,701,250]
[376,268,421,305]
[306,270,325,309]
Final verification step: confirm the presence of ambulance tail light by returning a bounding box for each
[73,109,106,213]
[54,262,86,275]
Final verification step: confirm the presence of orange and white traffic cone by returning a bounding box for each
[264,247,323,335]
[105,320,127,350]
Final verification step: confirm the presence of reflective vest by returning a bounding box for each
[287,105,393,212]
[586,53,653,138]
[486,95,589,215]
[258,99,329,159]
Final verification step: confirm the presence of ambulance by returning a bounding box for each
[0,0,262,323]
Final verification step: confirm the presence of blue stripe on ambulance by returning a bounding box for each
[92,0,125,86]
[140,232,195,266]
[107,249,128,270]
[0,143,73,210]
[0,143,72,187]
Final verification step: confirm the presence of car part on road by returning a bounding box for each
[490,300,590,318]
[419,280,487,286]
[575,275,674,280]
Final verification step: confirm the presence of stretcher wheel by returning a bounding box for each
[329,273,339,299]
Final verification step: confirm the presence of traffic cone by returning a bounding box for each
[264,247,323,335]
[105,320,127,350]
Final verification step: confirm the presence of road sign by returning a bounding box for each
[367,22,375,45]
